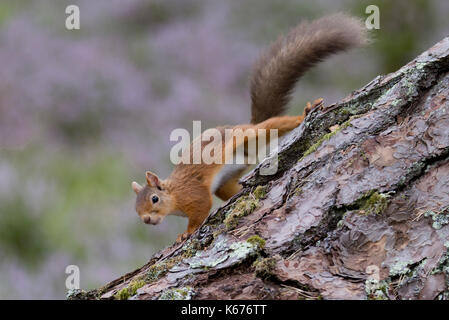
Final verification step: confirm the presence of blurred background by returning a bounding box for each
[0,0,447,299]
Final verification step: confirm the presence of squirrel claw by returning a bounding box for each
[176,232,190,243]
[305,98,324,116]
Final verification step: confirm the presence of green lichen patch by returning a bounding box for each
[253,257,276,279]
[246,235,266,249]
[356,191,390,215]
[158,286,195,300]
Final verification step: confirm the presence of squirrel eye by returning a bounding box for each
[151,195,159,204]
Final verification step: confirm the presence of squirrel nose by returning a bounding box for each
[142,215,152,224]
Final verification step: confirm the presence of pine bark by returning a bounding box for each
[73,37,449,300]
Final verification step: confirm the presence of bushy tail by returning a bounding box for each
[250,13,368,124]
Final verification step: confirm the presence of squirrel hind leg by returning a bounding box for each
[212,164,248,201]
[215,177,242,201]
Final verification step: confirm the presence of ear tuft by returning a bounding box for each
[132,181,143,194]
[145,171,161,188]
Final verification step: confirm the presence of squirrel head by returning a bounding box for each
[132,171,174,225]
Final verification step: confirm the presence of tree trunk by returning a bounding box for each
[72,37,449,300]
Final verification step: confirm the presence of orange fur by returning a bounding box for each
[132,13,366,242]
[133,100,322,242]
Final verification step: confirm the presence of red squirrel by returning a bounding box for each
[131,13,368,242]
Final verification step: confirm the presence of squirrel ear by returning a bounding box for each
[132,181,143,194]
[145,171,161,188]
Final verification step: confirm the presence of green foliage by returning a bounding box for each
[0,196,49,265]
[353,0,436,72]
[0,147,132,265]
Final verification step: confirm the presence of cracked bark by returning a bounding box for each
[75,37,449,300]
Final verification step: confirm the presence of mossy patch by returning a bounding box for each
[253,257,276,279]
[128,280,145,296]
[223,192,260,230]
[299,119,353,161]
[114,287,130,300]
[246,235,266,249]
[356,191,390,215]
[253,185,267,200]
[114,279,146,300]
[182,238,202,258]
[293,186,303,196]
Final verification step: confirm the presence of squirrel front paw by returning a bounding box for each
[176,232,191,243]
[305,98,324,116]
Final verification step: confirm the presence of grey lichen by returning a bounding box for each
[424,206,449,230]
[173,235,259,271]
[389,258,428,289]
[66,289,87,300]
[389,260,413,277]
[145,251,193,283]
[365,279,389,300]
[158,286,195,300]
